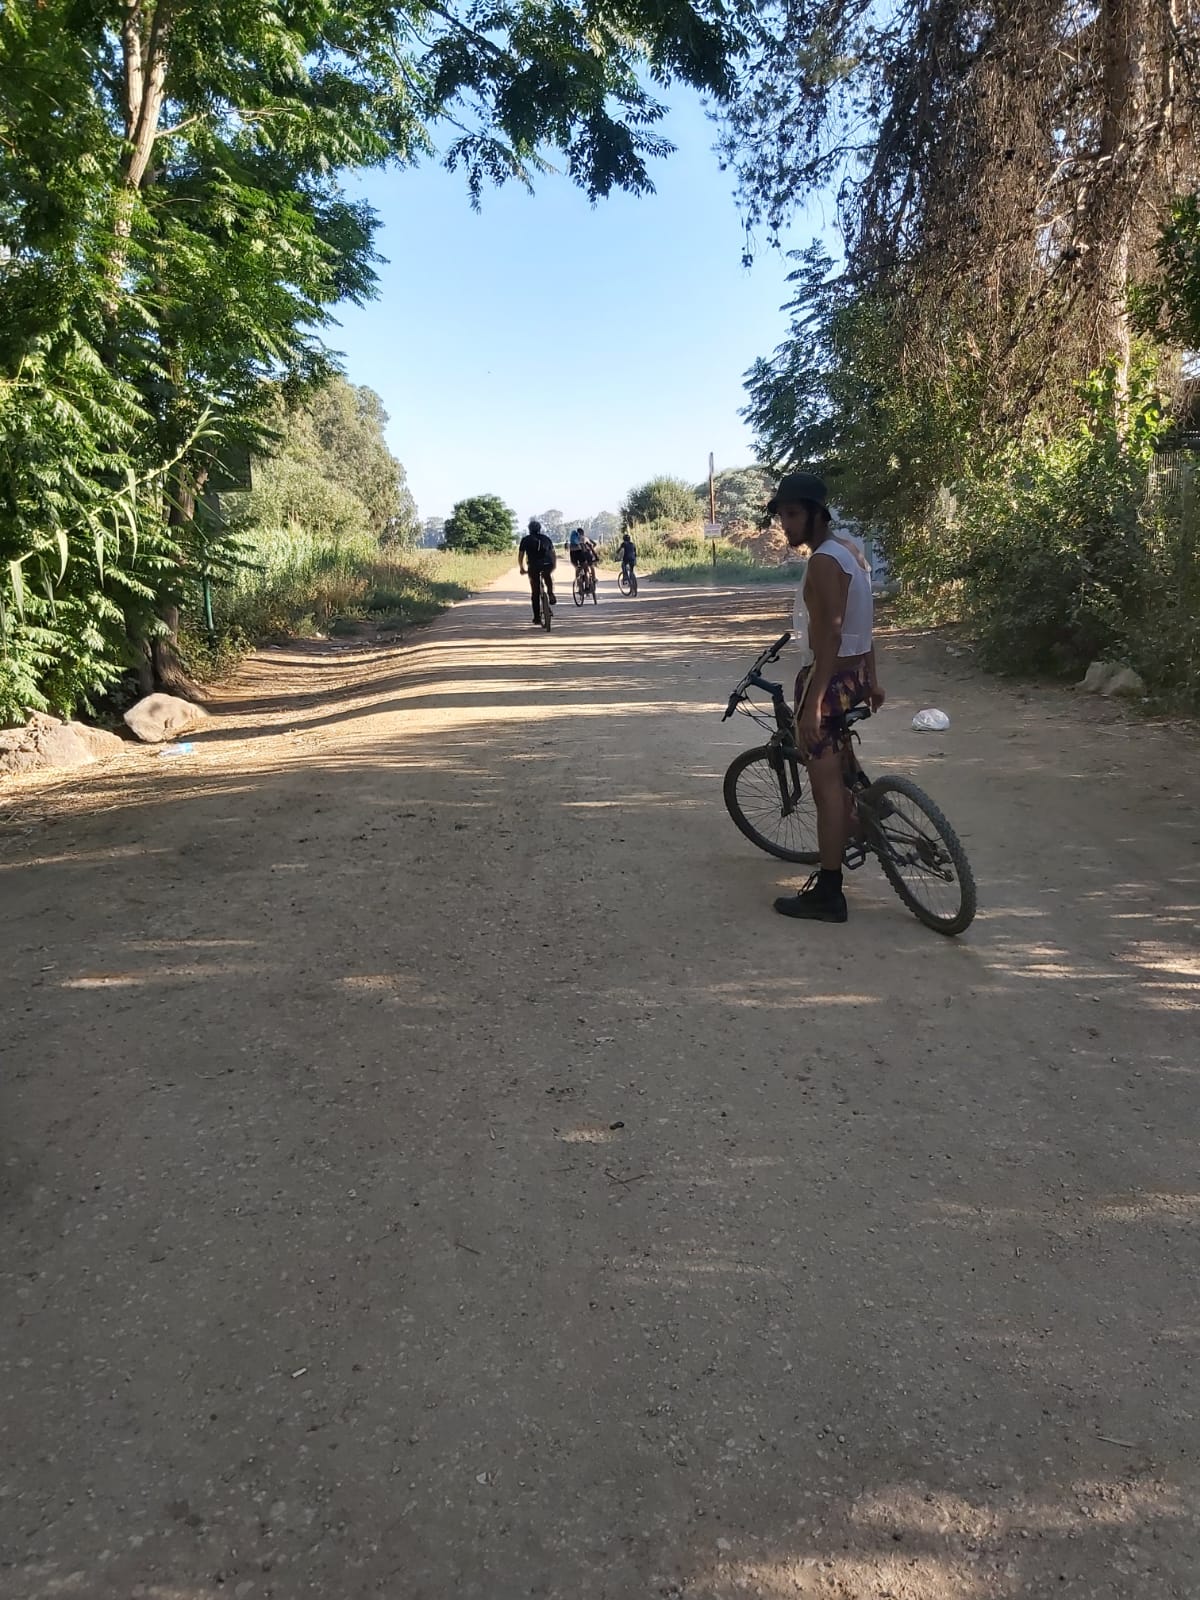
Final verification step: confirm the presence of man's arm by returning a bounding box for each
[518,535,527,574]
[798,555,850,745]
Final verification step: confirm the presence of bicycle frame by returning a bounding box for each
[723,633,975,926]
[740,670,810,820]
[726,642,876,842]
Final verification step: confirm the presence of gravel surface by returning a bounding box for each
[2,570,1198,1599]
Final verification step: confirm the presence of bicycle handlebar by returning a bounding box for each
[721,631,792,719]
[756,631,791,670]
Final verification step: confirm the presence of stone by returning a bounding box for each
[0,713,95,776]
[67,723,125,759]
[1101,665,1146,698]
[123,693,209,744]
[1080,661,1120,693]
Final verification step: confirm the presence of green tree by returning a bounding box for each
[1134,196,1200,351]
[695,466,774,526]
[0,0,747,715]
[588,511,621,543]
[741,245,966,541]
[258,378,419,546]
[723,1,1199,441]
[621,477,702,529]
[444,495,516,553]
[534,509,566,539]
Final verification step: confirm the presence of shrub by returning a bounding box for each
[891,364,1168,678]
[621,477,704,529]
[443,494,516,552]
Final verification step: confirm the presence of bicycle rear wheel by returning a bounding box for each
[629,570,638,596]
[541,575,553,631]
[723,745,818,863]
[618,570,632,596]
[590,569,598,604]
[863,776,975,935]
[572,572,585,606]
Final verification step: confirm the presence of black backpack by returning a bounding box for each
[528,531,555,568]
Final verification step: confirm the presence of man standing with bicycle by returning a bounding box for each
[519,519,557,625]
[769,473,884,924]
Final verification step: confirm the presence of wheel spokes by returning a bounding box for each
[874,795,961,918]
[738,761,812,852]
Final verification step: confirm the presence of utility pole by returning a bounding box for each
[708,452,717,570]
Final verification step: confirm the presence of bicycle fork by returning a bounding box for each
[768,743,805,817]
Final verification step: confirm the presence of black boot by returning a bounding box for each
[774,869,848,923]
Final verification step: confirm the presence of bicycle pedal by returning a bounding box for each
[842,841,869,871]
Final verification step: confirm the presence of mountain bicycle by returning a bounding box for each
[537,569,554,631]
[572,560,598,606]
[721,632,976,935]
[618,564,639,597]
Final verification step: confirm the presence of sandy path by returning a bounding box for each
[2,569,1198,1599]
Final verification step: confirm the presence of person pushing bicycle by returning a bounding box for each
[769,472,884,925]
[519,519,557,625]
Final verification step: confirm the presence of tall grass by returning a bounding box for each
[182,523,510,677]
[606,528,803,585]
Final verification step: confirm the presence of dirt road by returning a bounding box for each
[2,570,1198,1599]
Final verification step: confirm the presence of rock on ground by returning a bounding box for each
[68,723,125,760]
[1101,664,1146,698]
[1080,660,1147,697]
[0,714,118,777]
[123,692,210,744]
[1080,660,1120,693]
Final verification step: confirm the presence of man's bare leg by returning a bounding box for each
[808,748,849,868]
[774,745,849,922]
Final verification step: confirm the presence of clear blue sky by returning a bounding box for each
[332,91,832,524]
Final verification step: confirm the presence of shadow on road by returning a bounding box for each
[1,580,1197,1599]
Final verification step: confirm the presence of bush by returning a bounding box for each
[891,365,1168,679]
[621,477,704,529]
[179,524,510,675]
[443,494,516,552]
[0,334,180,724]
[227,458,372,548]
[614,528,804,585]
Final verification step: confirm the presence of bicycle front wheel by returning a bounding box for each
[618,571,632,596]
[723,745,818,863]
[541,577,553,631]
[572,573,585,606]
[590,571,598,604]
[863,776,976,935]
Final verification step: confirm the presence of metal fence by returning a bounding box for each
[1145,450,1199,579]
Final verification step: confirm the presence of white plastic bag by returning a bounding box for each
[912,708,950,733]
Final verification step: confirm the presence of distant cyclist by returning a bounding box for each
[568,528,592,569]
[518,519,557,625]
[618,532,637,584]
[569,528,598,585]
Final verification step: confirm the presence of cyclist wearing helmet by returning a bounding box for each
[518,518,557,625]
[617,532,637,584]
[569,527,598,580]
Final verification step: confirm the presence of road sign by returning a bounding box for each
[703,521,721,539]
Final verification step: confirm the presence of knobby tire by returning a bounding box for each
[723,745,819,864]
[863,776,976,935]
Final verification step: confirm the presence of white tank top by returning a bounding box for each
[792,536,873,667]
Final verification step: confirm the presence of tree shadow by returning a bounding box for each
[1,579,1198,1599]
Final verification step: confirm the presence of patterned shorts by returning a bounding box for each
[794,664,868,759]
